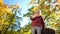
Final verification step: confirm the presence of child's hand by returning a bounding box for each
[31,15,36,18]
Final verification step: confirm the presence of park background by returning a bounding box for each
[0,0,60,34]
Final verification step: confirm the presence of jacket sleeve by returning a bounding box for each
[30,16,35,21]
[40,16,45,28]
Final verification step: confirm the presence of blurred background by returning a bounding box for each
[0,0,60,34]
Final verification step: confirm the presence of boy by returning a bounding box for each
[30,10,45,34]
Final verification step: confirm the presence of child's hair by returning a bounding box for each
[34,10,40,14]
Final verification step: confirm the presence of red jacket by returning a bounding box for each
[30,16,45,28]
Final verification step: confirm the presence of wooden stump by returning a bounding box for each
[35,28,55,34]
[0,31,2,34]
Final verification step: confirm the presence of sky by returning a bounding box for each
[3,0,31,27]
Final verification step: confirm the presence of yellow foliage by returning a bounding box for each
[0,4,12,15]
[0,1,14,30]
[32,5,40,12]
[56,14,60,19]
[39,0,45,2]
[0,0,3,3]
[48,21,53,25]
[24,31,31,34]
[56,10,60,15]
[53,24,58,28]
[0,19,2,23]
[57,0,60,3]
[31,0,35,3]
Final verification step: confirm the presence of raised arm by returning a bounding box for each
[30,15,36,21]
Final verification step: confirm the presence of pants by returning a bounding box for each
[32,26,42,34]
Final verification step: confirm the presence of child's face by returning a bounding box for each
[34,11,40,16]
